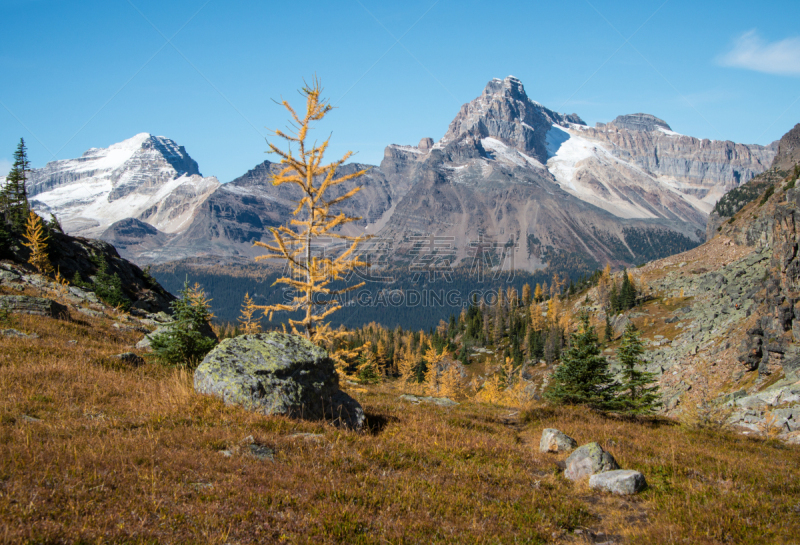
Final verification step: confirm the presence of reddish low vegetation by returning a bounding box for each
[0,308,799,544]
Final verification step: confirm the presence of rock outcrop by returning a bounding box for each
[194,333,364,430]
[2,227,174,315]
[0,295,69,319]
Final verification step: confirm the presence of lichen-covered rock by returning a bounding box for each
[194,332,364,430]
[564,442,620,481]
[589,469,647,495]
[0,295,69,319]
[539,428,578,453]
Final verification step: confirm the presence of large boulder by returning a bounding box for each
[0,295,69,319]
[589,469,647,495]
[564,442,620,481]
[539,428,578,453]
[194,332,364,430]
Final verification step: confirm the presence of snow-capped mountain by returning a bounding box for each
[9,76,777,272]
[19,133,220,238]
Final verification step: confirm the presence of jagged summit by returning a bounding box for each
[438,76,585,163]
[771,122,800,171]
[483,75,527,100]
[609,113,672,133]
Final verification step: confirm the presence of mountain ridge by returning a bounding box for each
[17,76,779,272]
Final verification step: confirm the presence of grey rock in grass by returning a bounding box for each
[589,469,647,495]
[0,295,69,319]
[1,328,39,339]
[399,394,459,407]
[539,428,578,453]
[112,352,145,366]
[564,442,620,481]
[194,332,364,430]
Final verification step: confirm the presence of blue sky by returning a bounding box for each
[2,0,800,182]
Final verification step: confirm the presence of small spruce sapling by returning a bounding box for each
[150,280,216,367]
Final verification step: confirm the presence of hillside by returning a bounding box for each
[0,299,798,543]
[568,126,800,440]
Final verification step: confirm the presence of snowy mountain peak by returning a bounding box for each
[26,134,219,238]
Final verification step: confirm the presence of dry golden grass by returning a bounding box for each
[1,311,799,544]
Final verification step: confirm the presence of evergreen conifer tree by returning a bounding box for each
[619,269,637,310]
[150,280,217,367]
[545,313,617,408]
[2,138,31,229]
[604,312,613,343]
[613,323,660,414]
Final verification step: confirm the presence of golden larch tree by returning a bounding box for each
[252,78,370,342]
[22,211,53,274]
[238,292,261,334]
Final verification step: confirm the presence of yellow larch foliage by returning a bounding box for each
[376,339,389,375]
[251,78,370,342]
[439,364,464,399]
[521,283,532,306]
[22,211,53,275]
[422,347,450,395]
[397,348,417,384]
[533,283,543,303]
[238,292,261,334]
[474,374,503,404]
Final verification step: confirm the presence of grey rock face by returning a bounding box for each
[564,442,620,481]
[589,469,647,494]
[418,137,434,151]
[194,333,364,430]
[609,113,671,132]
[539,428,578,453]
[0,295,69,319]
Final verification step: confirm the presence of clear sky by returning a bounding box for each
[2,0,800,182]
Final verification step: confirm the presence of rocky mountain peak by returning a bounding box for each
[771,122,800,171]
[482,75,527,101]
[609,113,672,133]
[439,76,585,163]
